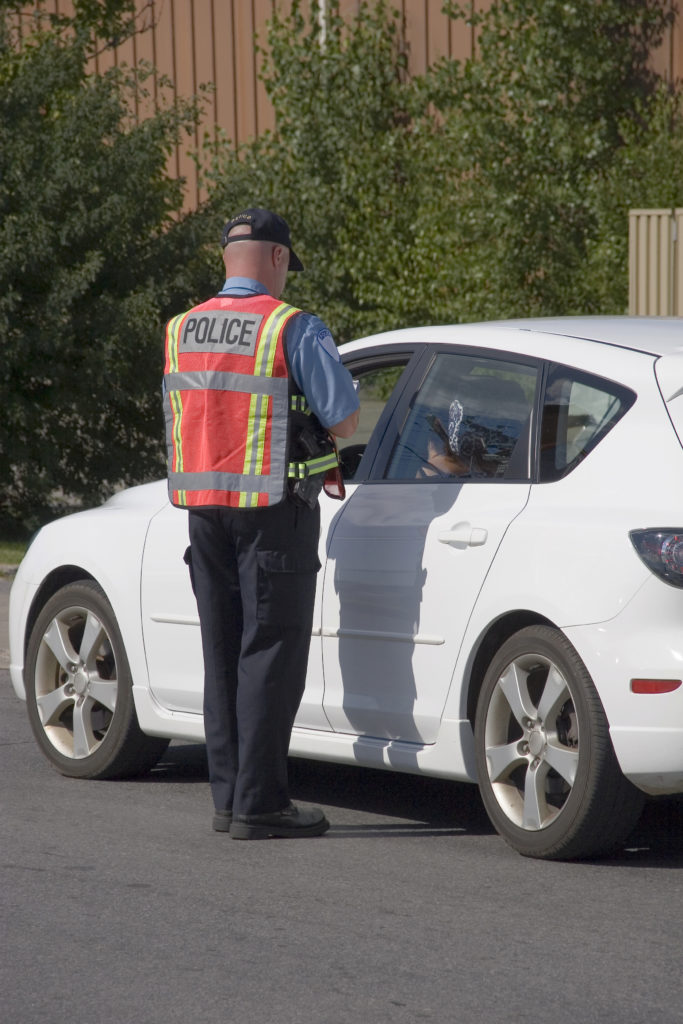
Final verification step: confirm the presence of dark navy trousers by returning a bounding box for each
[188,500,321,816]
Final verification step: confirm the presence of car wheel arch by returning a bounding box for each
[465,610,556,727]
[24,566,98,663]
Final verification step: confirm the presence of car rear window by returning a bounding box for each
[539,364,635,482]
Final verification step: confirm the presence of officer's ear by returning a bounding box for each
[272,244,287,269]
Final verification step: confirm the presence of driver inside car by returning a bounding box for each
[420,399,491,478]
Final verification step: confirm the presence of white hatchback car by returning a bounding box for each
[9,316,683,859]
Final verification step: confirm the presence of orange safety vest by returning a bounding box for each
[163,293,337,509]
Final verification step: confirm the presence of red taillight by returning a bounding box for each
[630,529,683,588]
[630,679,682,694]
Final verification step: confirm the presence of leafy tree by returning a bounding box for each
[0,0,206,533]
[204,0,683,335]
[587,85,683,312]
[4,0,681,531]
[202,0,442,342]
[416,0,683,319]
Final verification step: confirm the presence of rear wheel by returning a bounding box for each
[25,581,169,779]
[474,625,644,859]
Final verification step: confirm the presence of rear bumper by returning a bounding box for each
[609,728,683,795]
[565,577,683,796]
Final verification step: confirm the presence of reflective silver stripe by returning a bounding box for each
[165,370,287,396]
[169,470,273,493]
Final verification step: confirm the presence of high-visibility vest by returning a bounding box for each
[163,293,338,509]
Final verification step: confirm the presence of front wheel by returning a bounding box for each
[25,581,169,779]
[474,625,644,860]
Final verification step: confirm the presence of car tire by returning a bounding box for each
[25,580,169,779]
[474,625,644,860]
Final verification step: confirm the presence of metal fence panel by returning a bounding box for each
[629,209,683,317]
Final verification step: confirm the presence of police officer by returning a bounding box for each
[163,209,359,839]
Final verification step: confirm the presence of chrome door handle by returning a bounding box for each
[438,523,488,548]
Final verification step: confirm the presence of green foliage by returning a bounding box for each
[204,0,683,335]
[0,1,206,533]
[426,0,681,319]
[0,538,26,565]
[203,0,443,341]
[4,0,683,532]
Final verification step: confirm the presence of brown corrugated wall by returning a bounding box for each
[19,1,683,208]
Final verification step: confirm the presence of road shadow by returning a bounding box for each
[145,742,505,838]
[145,742,683,860]
[288,755,491,835]
[590,795,683,869]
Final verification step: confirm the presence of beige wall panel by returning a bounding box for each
[404,0,429,73]
[637,215,650,315]
[630,214,643,313]
[652,7,681,82]
[425,2,456,67]
[193,0,217,126]
[192,0,218,203]
[336,1,365,19]
[169,0,196,107]
[253,0,276,137]
[232,1,259,145]
[449,2,476,63]
[169,0,199,202]
[629,209,682,316]
[131,6,157,122]
[651,214,663,313]
[151,0,179,179]
[16,0,683,210]
[114,25,137,71]
[212,0,239,145]
[676,12,683,82]
[657,213,670,313]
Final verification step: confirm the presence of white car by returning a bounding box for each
[9,316,683,859]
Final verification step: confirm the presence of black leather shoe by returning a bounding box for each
[230,803,330,840]
[212,810,233,832]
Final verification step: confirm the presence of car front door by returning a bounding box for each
[321,347,539,744]
[139,348,417,725]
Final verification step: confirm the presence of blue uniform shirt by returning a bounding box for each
[218,277,359,430]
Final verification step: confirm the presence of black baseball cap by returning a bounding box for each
[220,208,304,271]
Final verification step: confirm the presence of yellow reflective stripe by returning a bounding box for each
[287,451,338,478]
[237,491,258,508]
[243,394,259,476]
[243,393,269,476]
[254,395,269,474]
[254,302,296,378]
[166,314,185,374]
[290,395,310,414]
[170,389,184,472]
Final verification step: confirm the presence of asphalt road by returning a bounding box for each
[2,575,683,1024]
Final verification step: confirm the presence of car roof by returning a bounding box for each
[341,316,683,358]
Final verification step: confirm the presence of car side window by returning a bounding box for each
[385,352,537,481]
[539,364,635,482]
[338,362,408,480]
